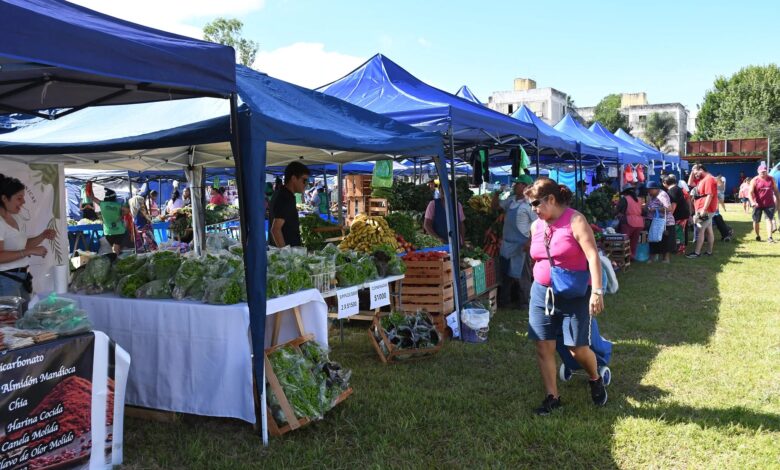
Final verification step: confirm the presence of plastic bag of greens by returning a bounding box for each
[203,277,244,304]
[299,341,352,410]
[267,274,289,299]
[285,266,313,295]
[115,273,148,298]
[336,263,363,287]
[80,255,114,293]
[147,251,181,281]
[205,233,236,252]
[387,256,407,276]
[113,254,148,279]
[16,294,92,334]
[267,346,324,420]
[135,279,173,299]
[172,257,207,300]
[358,256,379,282]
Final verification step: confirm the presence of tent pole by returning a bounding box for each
[445,128,462,338]
[535,146,540,178]
[322,167,329,221]
[337,163,344,226]
[230,94,269,446]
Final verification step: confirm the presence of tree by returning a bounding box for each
[644,112,677,152]
[694,64,780,155]
[566,95,586,124]
[203,18,259,67]
[590,94,629,132]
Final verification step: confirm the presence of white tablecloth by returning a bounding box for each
[266,288,329,348]
[65,291,328,424]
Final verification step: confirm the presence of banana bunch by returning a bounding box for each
[339,214,399,253]
[468,194,494,214]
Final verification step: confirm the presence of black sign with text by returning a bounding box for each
[0,333,95,470]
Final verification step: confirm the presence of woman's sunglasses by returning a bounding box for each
[530,198,543,207]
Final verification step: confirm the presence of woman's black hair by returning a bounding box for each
[620,186,638,202]
[218,187,226,195]
[171,190,180,202]
[104,188,118,202]
[0,173,25,209]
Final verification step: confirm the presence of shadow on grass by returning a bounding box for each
[119,222,767,468]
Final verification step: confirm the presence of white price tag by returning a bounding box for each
[446,311,460,338]
[336,286,360,319]
[369,281,391,310]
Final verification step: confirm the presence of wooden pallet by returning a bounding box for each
[265,334,353,437]
[367,312,444,363]
[402,257,454,285]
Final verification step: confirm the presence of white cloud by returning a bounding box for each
[417,37,432,48]
[69,0,265,38]
[253,43,365,89]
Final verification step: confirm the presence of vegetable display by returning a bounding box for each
[384,212,418,244]
[266,342,351,425]
[300,214,339,251]
[339,214,398,253]
[373,311,440,358]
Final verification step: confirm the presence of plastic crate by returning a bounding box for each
[473,264,486,295]
[484,257,497,288]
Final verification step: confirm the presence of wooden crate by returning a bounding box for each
[345,175,372,197]
[368,198,389,216]
[367,312,444,364]
[484,257,497,289]
[265,334,353,437]
[402,256,454,285]
[601,239,631,273]
[346,196,370,223]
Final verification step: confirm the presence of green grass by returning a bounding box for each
[121,206,780,469]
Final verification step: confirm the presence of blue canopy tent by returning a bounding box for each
[1,63,446,441]
[0,0,236,119]
[455,85,483,105]
[320,54,540,318]
[589,122,654,165]
[614,128,681,176]
[554,115,620,201]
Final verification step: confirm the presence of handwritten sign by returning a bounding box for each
[336,286,360,319]
[369,281,391,310]
[446,311,460,338]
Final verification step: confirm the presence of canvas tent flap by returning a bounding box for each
[456,86,482,105]
[318,54,537,144]
[588,122,653,164]
[512,105,578,155]
[0,0,236,116]
[553,114,619,161]
[0,66,444,168]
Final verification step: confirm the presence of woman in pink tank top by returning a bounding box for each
[524,178,607,415]
[616,186,644,258]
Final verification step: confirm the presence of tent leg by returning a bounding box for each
[440,129,462,337]
[337,163,344,226]
[230,95,269,446]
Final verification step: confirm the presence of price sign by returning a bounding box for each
[336,286,360,319]
[369,281,391,310]
[446,311,460,338]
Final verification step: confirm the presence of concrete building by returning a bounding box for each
[576,93,690,155]
[487,78,571,125]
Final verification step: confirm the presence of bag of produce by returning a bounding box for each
[267,274,289,299]
[357,256,379,282]
[16,293,92,334]
[135,279,173,299]
[205,232,237,252]
[172,257,207,300]
[115,273,149,298]
[299,341,352,409]
[113,254,148,279]
[78,255,114,294]
[266,346,325,421]
[203,277,244,304]
[147,251,181,281]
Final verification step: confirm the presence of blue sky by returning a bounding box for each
[77,0,779,111]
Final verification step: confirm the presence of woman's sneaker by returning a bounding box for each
[534,394,561,416]
[589,376,608,406]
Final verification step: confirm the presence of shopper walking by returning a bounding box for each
[664,175,691,253]
[749,163,780,243]
[645,181,676,263]
[525,178,606,415]
[687,164,719,258]
[616,186,644,259]
[492,174,536,307]
[739,177,752,213]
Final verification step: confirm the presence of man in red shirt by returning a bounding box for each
[686,164,719,258]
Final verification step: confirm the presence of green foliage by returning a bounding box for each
[414,232,446,248]
[388,181,433,213]
[591,94,629,132]
[300,214,338,251]
[455,177,473,205]
[203,17,259,66]
[643,112,678,152]
[384,212,418,242]
[462,205,497,247]
[695,64,780,156]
